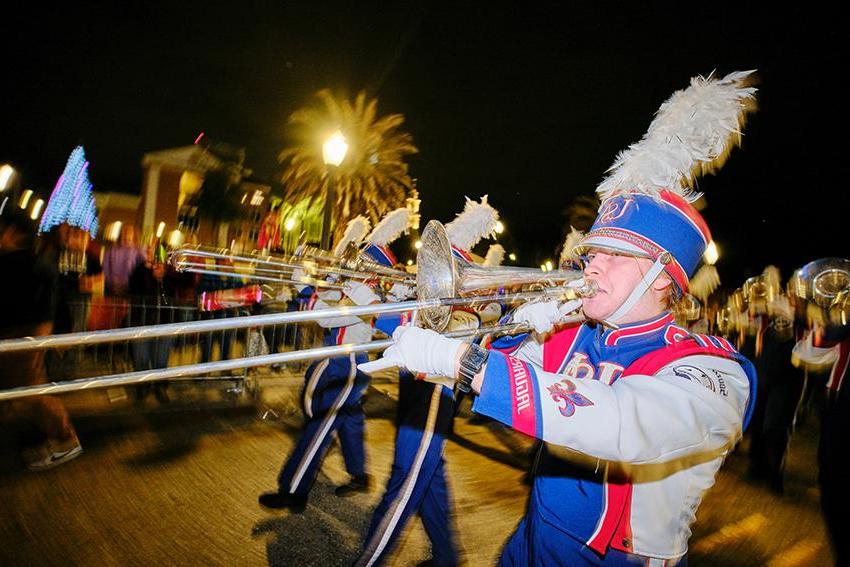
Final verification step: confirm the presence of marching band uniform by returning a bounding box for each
[361,71,758,565]
[260,215,404,510]
[792,320,850,564]
[356,198,499,566]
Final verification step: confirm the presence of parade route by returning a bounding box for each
[0,371,833,566]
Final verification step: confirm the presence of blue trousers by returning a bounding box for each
[277,353,370,497]
[355,373,458,567]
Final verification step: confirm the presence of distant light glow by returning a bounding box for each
[508,253,517,261]
[194,132,205,144]
[106,221,123,242]
[545,260,554,272]
[30,199,45,220]
[169,229,185,248]
[156,221,166,238]
[406,259,413,266]
[494,221,504,234]
[414,240,422,250]
[284,217,296,231]
[0,164,14,191]
[19,189,33,209]
[540,264,547,272]
[322,131,349,166]
[704,241,720,265]
[250,190,264,206]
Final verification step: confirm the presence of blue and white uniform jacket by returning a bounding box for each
[473,311,756,560]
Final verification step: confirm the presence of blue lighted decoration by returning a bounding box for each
[39,146,99,236]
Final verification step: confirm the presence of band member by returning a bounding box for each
[361,71,758,565]
[259,210,409,511]
[355,197,500,567]
[791,262,850,565]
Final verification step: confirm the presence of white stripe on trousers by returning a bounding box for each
[357,383,444,567]
[289,354,357,493]
[303,359,330,418]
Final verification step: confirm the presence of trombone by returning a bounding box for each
[0,221,596,400]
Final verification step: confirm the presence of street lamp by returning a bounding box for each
[321,131,348,250]
[0,164,15,192]
[703,241,719,265]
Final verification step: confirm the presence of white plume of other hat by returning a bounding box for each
[366,207,410,246]
[560,226,585,266]
[445,195,500,252]
[596,70,758,203]
[483,244,505,267]
[333,215,371,257]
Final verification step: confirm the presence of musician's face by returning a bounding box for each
[581,249,659,323]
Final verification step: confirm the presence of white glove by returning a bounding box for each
[358,325,465,378]
[388,282,415,302]
[343,281,380,306]
[511,298,582,334]
[291,268,309,293]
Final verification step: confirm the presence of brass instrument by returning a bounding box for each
[0,221,597,401]
[790,258,850,326]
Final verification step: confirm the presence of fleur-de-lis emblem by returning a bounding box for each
[547,379,594,417]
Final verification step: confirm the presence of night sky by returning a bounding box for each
[3,3,843,287]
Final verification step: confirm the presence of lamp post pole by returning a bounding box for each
[321,131,348,251]
[321,166,336,250]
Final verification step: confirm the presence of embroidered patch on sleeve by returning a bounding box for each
[673,365,729,396]
[547,379,594,417]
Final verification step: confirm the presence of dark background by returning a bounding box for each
[2,3,843,285]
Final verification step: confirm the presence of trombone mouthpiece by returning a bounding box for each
[565,280,598,300]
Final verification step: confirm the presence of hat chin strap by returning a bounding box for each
[601,253,670,327]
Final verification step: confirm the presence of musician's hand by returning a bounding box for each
[343,281,380,306]
[357,325,465,378]
[511,298,582,334]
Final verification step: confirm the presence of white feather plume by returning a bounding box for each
[366,208,410,246]
[333,215,371,257]
[689,265,721,301]
[597,70,757,202]
[559,227,585,266]
[483,244,505,267]
[445,195,500,251]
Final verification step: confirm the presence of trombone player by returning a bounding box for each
[361,71,758,565]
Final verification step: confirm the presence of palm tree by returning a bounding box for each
[278,89,418,243]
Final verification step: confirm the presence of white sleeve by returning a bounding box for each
[474,352,750,465]
[792,331,838,369]
[311,292,363,328]
[543,354,748,463]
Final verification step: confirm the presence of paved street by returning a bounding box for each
[0,371,834,566]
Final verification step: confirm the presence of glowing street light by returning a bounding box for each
[284,217,297,232]
[508,252,517,262]
[0,164,15,192]
[30,198,45,220]
[19,189,34,209]
[414,240,423,250]
[321,130,349,250]
[703,241,719,265]
[322,131,349,167]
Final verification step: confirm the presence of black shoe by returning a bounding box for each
[334,475,371,497]
[258,491,307,512]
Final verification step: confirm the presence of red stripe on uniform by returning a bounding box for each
[586,482,632,554]
[827,339,850,393]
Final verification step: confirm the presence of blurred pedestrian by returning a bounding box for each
[0,209,82,470]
